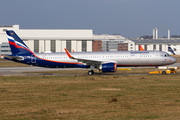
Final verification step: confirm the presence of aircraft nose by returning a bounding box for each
[171,57,177,63]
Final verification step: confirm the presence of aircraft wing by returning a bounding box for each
[64,48,114,66]
[74,57,103,65]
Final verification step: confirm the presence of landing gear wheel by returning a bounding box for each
[162,71,166,75]
[88,70,94,75]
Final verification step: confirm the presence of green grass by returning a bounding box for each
[1,74,180,119]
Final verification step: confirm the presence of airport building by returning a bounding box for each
[0,42,11,56]
[131,38,180,53]
[92,28,180,53]
[92,40,102,51]
[0,25,93,55]
[93,34,135,51]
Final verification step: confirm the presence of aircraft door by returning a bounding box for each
[31,55,36,63]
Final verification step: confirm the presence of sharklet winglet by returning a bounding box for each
[64,48,74,59]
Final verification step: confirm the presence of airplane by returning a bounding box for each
[139,45,144,51]
[168,46,180,55]
[4,30,177,75]
[168,47,176,55]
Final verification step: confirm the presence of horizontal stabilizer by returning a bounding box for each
[5,56,24,61]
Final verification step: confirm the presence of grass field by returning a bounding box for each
[1,73,180,119]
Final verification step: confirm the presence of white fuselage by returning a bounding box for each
[35,51,176,67]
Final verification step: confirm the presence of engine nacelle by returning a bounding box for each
[100,63,117,72]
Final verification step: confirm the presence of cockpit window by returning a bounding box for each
[164,53,171,57]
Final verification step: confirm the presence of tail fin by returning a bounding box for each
[139,45,144,51]
[6,30,33,55]
[168,47,176,55]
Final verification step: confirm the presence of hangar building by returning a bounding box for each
[0,25,93,55]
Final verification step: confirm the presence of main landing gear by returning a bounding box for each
[88,70,94,75]
[88,65,95,75]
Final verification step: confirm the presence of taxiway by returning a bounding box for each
[0,63,179,76]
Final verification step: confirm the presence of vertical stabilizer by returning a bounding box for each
[168,47,176,55]
[6,30,33,55]
[139,45,144,51]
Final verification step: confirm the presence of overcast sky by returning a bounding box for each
[1,0,180,38]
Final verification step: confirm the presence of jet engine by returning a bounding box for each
[99,63,117,72]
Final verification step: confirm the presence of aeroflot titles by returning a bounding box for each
[131,51,149,54]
